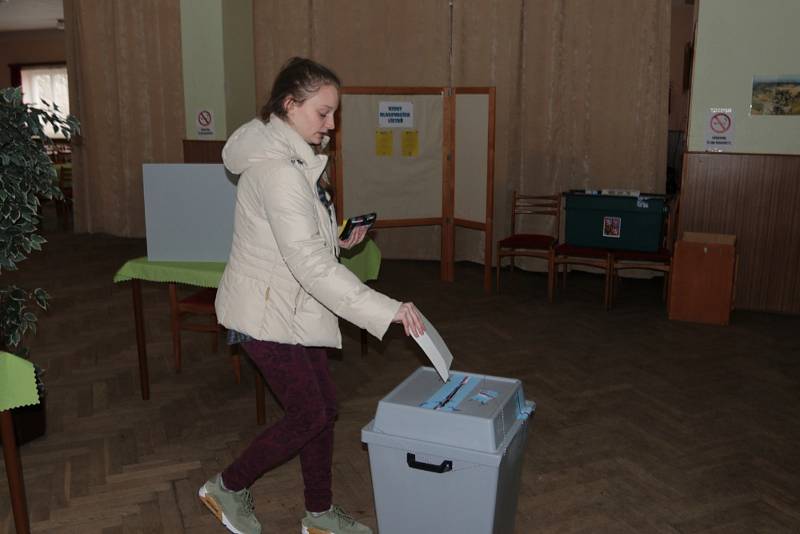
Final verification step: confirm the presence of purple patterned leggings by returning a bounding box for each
[221,340,336,512]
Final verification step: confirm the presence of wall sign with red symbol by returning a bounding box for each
[705,108,734,151]
[196,109,215,137]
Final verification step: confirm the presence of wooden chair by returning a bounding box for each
[167,285,240,383]
[609,195,679,307]
[496,192,561,297]
[549,244,614,309]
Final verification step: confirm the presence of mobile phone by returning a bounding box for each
[339,212,377,240]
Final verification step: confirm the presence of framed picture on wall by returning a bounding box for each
[750,75,800,115]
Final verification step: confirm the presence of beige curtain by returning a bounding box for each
[253,0,669,263]
[517,0,670,250]
[64,0,185,237]
[65,0,668,249]
[451,0,527,262]
[253,0,451,260]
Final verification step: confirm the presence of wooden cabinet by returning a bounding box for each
[668,232,736,325]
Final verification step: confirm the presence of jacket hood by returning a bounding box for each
[222,115,328,176]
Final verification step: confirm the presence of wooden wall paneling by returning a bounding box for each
[182,140,226,163]
[679,152,800,313]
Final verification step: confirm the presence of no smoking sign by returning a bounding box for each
[195,109,215,137]
[710,112,731,134]
[705,107,734,151]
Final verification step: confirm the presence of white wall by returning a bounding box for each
[687,0,800,154]
[180,0,226,141]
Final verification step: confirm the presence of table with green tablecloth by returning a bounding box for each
[1,351,41,534]
[114,239,381,400]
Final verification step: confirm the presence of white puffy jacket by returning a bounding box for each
[215,116,401,348]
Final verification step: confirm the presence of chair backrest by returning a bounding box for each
[511,191,561,238]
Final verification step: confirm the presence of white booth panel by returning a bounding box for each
[143,163,236,262]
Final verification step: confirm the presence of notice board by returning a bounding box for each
[334,87,495,291]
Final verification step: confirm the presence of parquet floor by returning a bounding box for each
[2,209,800,533]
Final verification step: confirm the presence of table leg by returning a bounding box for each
[131,279,150,400]
[167,283,181,373]
[1,410,31,534]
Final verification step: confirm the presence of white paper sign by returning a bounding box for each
[412,313,453,382]
[196,109,215,137]
[378,101,414,128]
[705,107,734,151]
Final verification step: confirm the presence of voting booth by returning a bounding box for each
[333,87,496,292]
[361,367,535,534]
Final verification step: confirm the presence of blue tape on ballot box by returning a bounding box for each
[420,372,534,420]
[419,373,479,411]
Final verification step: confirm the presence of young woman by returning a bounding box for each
[198,57,424,534]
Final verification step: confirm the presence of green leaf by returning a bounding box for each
[1,87,79,359]
[33,288,50,309]
[9,287,27,301]
[8,331,20,347]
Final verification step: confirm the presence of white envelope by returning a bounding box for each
[412,313,453,382]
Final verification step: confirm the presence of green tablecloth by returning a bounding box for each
[113,238,381,287]
[0,352,40,412]
[113,258,226,287]
[340,238,381,282]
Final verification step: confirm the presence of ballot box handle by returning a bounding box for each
[406,453,453,474]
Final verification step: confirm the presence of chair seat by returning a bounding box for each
[498,233,555,250]
[614,247,672,262]
[554,243,611,258]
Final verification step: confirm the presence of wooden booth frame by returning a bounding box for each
[331,86,496,292]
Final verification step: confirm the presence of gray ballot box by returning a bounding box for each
[361,367,535,534]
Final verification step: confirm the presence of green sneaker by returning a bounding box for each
[198,474,262,534]
[301,505,372,534]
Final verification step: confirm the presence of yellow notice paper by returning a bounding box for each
[375,130,393,156]
[401,130,419,157]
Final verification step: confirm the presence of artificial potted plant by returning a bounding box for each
[0,86,79,444]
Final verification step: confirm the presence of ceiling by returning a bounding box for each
[0,0,64,32]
